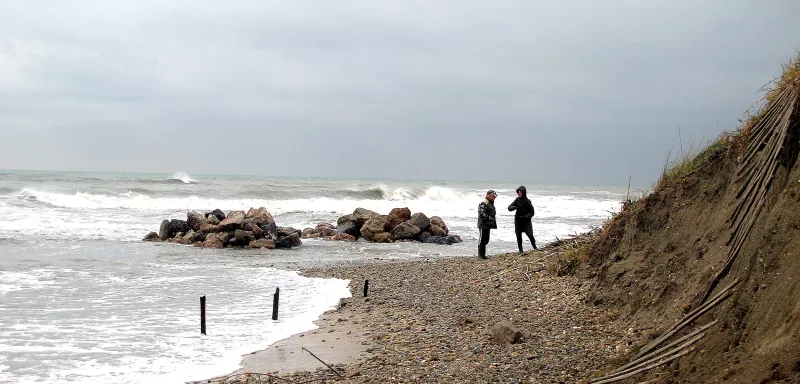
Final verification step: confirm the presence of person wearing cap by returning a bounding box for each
[508,185,537,253]
[477,190,498,259]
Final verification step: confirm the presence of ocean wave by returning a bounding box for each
[171,172,197,184]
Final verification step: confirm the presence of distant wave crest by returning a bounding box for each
[171,172,197,184]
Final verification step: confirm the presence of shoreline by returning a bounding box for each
[197,241,633,383]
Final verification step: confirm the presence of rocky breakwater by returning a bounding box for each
[299,207,462,245]
[142,207,302,249]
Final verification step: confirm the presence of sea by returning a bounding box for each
[0,170,630,383]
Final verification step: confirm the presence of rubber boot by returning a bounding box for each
[478,244,488,259]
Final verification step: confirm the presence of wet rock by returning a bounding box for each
[407,213,431,232]
[302,228,321,238]
[431,216,449,234]
[276,233,302,248]
[277,226,301,238]
[218,211,246,232]
[361,216,389,241]
[423,236,452,245]
[244,220,264,238]
[166,219,189,239]
[206,215,221,225]
[326,233,357,242]
[216,232,231,245]
[187,212,207,232]
[143,232,161,242]
[183,230,196,243]
[373,232,393,243]
[386,207,411,231]
[391,222,421,240]
[202,236,223,249]
[246,207,277,239]
[447,234,463,243]
[429,225,448,237]
[158,220,170,240]
[316,222,336,237]
[419,231,432,242]
[206,209,226,222]
[249,239,275,249]
[231,230,255,246]
[491,321,523,345]
[353,208,380,226]
[335,222,361,238]
[337,214,355,226]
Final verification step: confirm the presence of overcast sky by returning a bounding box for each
[1,1,798,186]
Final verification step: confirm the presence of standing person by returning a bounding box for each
[508,185,537,253]
[477,190,498,259]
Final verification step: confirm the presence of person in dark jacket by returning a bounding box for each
[508,185,537,253]
[477,190,498,259]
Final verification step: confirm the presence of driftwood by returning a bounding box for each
[615,320,718,373]
[702,85,798,303]
[302,347,344,378]
[637,278,739,358]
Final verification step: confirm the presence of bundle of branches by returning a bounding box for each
[701,56,800,302]
[592,55,800,382]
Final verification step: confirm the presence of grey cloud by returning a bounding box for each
[1,1,799,185]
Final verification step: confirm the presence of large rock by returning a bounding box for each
[386,207,411,231]
[231,230,255,246]
[244,220,264,238]
[373,232,393,243]
[249,239,275,249]
[360,216,389,241]
[143,232,161,242]
[218,211,246,232]
[301,228,321,238]
[491,321,523,345]
[423,236,452,245]
[407,213,431,232]
[391,222,421,240]
[187,212,207,231]
[326,233,357,242]
[335,222,361,238]
[206,209,226,222]
[429,225,448,237]
[206,215,220,225]
[158,220,170,240]
[447,234,463,243]
[167,219,189,239]
[352,208,380,226]
[430,216,449,234]
[277,226,301,238]
[182,230,196,243]
[246,207,277,239]
[202,236,224,249]
[276,233,302,248]
[216,232,231,245]
[337,214,355,227]
[316,222,336,237]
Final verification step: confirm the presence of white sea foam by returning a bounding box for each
[0,266,351,384]
[171,172,197,184]
[0,187,621,242]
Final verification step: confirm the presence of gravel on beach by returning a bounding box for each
[207,241,635,384]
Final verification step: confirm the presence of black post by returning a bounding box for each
[200,295,206,335]
[363,279,369,297]
[272,288,280,320]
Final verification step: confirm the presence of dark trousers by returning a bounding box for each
[478,228,491,258]
[515,220,537,252]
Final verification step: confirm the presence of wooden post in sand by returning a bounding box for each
[363,279,369,297]
[200,295,206,335]
[272,288,280,320]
